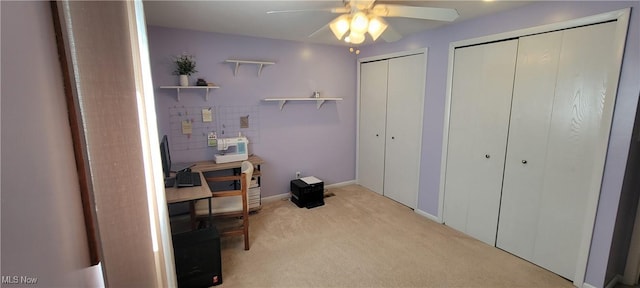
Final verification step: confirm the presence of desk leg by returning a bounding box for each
[189,201,196,230]
[208,198,212,228]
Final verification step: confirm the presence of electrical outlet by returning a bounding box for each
[296,171,301,179]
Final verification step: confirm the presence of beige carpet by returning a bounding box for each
[215,184,572,287]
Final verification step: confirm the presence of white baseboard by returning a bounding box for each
[583,274,622,288]
[415,209,442,223]
[325,180,356,189]
[603,274,622,288]
[260,180,357,204]
[261,192,290,203]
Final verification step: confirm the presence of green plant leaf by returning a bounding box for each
[173,54,198,76]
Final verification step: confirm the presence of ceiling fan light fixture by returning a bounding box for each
[329,14,351,40]
[367,16,388,41]
[346,31,365,44]
[350,11,369,34]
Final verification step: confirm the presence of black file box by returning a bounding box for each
[290,179,324,208]
[172,227,222,287]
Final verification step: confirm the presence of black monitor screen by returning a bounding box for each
[160,135,171,179]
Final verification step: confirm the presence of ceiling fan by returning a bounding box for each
[267,0,459,45]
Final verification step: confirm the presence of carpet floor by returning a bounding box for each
[214,184,573,287]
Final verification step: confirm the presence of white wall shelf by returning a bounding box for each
[263,97,343,110]
[225,59,275,77]
[160,86,219,101]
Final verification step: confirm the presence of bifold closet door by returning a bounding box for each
[494,29,563,274]
[497,21,618,280]
[383,53,425,208]
[442,40,518,245]
[358,53,425,208]
[358,60,389,195]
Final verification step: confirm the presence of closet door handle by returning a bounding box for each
[522,160,528,164]
[376,134,379,137]
[391,136,395,140]
[485,154,490,159]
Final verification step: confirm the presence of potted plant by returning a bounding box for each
[173,53,197,86]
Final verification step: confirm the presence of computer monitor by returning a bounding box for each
[160,135,171,179]
[161,135,193,179]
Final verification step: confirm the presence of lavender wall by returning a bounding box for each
[147,27,357,197]
[147,1,638,286]
[359,1,639,287]
[1,1,104,286]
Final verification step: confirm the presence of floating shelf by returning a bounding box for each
[225,59,275,77]
[263,97,343,110]
[160,86,219,101]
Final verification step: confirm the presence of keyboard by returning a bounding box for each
[176,171,202,188]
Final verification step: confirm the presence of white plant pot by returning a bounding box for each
[179,75,189,86]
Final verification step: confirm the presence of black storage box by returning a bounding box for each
[172,227,222,287]
[290,179,324,209]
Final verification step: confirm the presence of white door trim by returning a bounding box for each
[438,8,630,287]
[126,1,176,286]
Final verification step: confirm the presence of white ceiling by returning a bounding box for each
[143,1,533,46]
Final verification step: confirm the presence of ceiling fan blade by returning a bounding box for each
[380,25,402,42]
[349,0,376,10]
[267,8,329,14]
[331,7,351,14]
[308,23,329,38]
[372,4,459,22]
[267,7,350,14]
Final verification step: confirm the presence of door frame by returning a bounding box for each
[52,1,176,285]
[438,8,630,288]
[356,48,428,208]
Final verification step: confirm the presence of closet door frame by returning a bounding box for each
[439,8,630,287]
[356,48,428,208]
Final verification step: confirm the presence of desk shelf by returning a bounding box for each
[225,59,275,77]
[263,97,343,110]
[160,86,220,102]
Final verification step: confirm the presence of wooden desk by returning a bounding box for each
[165,155,264,205]
[165,155,264,231]
[165,171,213,230]
[191,155,264,173]
[165,172,210,204]
[192,155,264,212]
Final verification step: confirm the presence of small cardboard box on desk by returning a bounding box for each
[290,176,324,209]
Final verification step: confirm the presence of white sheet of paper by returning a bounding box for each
[182,120,192,134]
[301,176,322,185]
[202,108,212,122]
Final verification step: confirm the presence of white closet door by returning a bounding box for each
[443,40,518,245]
[383,53,425,208]
[358,60,389,195]
[496,30,563,261]
[498,21,617,280]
